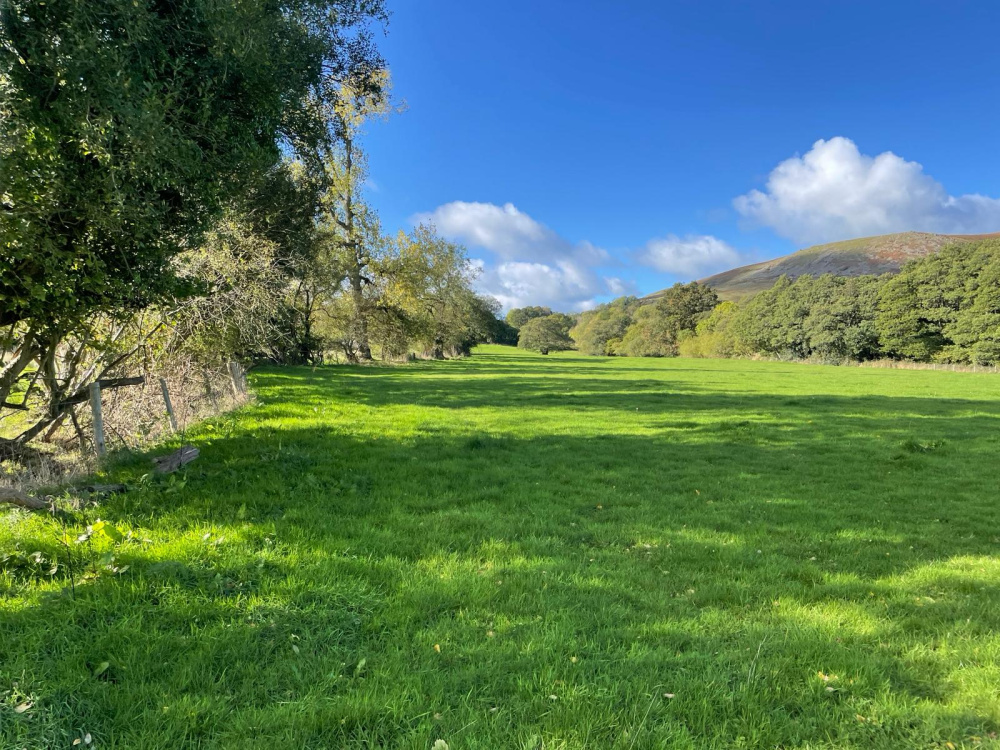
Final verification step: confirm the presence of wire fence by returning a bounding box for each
[1,362,251,493]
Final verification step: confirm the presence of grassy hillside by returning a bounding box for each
[646,231,1000,301]
[3,346,1000,748]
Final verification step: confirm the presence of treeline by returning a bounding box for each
[508,239,1000,366]
[0,0,506,456]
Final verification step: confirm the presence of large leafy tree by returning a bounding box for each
[679,300,743,358]
[390,225,481,359]
[0,0,387,433]
[802,275,881,361]
[729,275,809,357]
[620,282,718,357]
[517,314,574,354]
[463,295,516,350]
[877,240,1000,364]
[570,297,640,355]
[306,70,395,360]
[506,306,553,330]
[619,304,679,357]
[655,282,720,331]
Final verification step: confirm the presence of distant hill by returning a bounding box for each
[645,231,1000,302]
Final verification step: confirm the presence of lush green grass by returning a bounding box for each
[3,345,1000,748]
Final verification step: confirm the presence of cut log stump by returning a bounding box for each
[152,445,199,473]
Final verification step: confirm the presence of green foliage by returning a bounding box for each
[0,0,387,331]
[695,240,1000,364]
[516,314,573,354]
[803,275,882,361]
[389,225,485,358]
[678,300,742,358]
[468,297,518,347]
[505,306,553,330]
[876,273,946,361]
[306,70,397,361]
[570,296,640,355]
[485,317,519,347]
[3,350,1000,746]
[619,282,718,357]
[577,242,1000,365]
[0,0,388,442]
[654,281,720,331]
[876,241,1000,364]
[725,274,883,361]
[175,212,309,366]
[730,275,812,358]
[618,303,676,357]
[697,240,1000,365]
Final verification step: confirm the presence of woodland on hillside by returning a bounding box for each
[510,240,1000,366]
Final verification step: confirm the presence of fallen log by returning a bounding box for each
[152,445,199,473]
[0,486,49,511]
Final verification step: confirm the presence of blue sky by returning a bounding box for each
[362,0,1000,310]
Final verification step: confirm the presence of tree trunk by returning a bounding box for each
[0,327,37,409]
[344,136,372,361]
[431,336,445,360]
[350,272,372,361]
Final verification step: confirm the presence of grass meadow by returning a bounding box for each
[2,345,1000,749]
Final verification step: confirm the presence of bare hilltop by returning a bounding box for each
[646,231,1000,301]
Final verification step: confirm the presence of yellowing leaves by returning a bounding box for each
[92,519,124,543]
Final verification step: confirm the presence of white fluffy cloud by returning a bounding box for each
[474,261,606,311]
[413,201,609,264]
[413,201,616,310]
[637,234,742,276]
[734,136,1000,245]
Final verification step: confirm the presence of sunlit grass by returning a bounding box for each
[2,345,1000,748]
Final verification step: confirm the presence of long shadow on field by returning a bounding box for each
[235,366,1000,582]
[119,416,1000,578]
[258,361,1000,416]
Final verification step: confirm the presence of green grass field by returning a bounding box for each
[3,345,1000,749]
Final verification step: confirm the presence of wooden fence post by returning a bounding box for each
[229,361,248,396]
[89,382,106,457]
[204,375,220,412]
[159,377,178,433]
[228,362,241,397]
